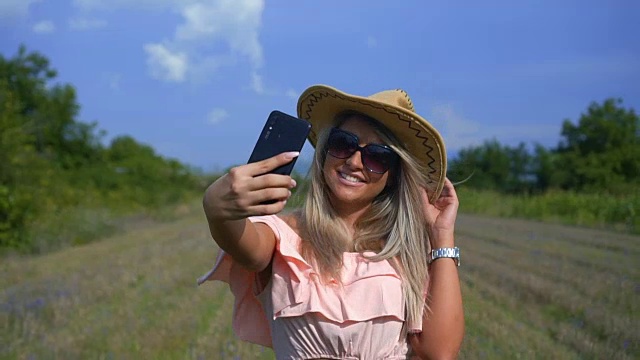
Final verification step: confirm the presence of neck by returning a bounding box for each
[330,198,371,235]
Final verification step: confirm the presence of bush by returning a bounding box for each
[457,187,639,234]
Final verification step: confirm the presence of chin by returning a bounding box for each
[328,182,380,207]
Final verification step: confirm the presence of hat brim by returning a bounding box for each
[296,84,447,201]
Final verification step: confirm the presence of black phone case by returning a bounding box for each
[247,110,311,176]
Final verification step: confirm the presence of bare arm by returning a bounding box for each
[202,152,299,272]
[410,178,465,359]
[410,242,464,359]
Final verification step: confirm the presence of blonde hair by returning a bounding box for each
[296,111,432,330]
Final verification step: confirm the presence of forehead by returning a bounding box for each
[338,116,385,144]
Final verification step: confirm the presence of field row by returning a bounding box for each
[457,214,638,359]
[1,212,638,359]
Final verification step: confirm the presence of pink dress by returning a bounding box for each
[198,215,425,359]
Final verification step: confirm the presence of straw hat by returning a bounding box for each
[296,84,447,201]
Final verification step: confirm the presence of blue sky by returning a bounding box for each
[1,0,639,173]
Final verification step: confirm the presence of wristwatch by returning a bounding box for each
[429,247,460,266]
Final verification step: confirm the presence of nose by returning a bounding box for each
[344,149,364,170]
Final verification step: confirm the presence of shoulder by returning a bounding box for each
[278,211,300,234]
[249,211,302,240]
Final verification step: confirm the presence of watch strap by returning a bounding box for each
[429,247,460,266]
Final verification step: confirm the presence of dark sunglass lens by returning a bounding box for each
[363,146,396,173]
[328,130,357,159]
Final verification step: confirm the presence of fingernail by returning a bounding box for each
[288,190,292,197]
[291,179,297,187]
[284,151,300,160]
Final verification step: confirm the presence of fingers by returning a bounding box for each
[246,151,299,177]
[249,187,292,204]
[249,198,290,216]
[235,187,292,216]
[213,151,301,218]
[438,178,457,198]
[225,175,295,208]
[247,173,297,192]
[422,178,459,211]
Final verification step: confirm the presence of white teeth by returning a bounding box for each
[339,172,361,183]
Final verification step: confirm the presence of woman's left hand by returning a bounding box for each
[421,178,459,248]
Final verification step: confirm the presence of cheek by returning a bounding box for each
[322,156,335,182]
[375,174,390,192]
[370,171,392,194]
[323,155,340,172]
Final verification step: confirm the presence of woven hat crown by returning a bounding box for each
[368,89,415,113]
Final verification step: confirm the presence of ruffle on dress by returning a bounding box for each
[197,215,424,348]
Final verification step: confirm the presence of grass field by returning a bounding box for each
[1,201,638,359]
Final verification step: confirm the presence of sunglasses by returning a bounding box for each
[326,127,399,174]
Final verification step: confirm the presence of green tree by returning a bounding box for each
[449,139,534,193]
[105,135,200,206]
[1,45,201,253]
[530,143,555,192]
[555,98,640,192]
[0,45,104,169]
[0,80,52,249]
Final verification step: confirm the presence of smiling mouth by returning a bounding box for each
[338,171,364,183]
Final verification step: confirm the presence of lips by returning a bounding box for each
[338,171,365,183]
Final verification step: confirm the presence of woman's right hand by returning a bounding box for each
[203,151,299,221]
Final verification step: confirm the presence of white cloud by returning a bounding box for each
[367,36,377,49]
[32,20,55,34]
[188,54,237,84]
[69,18,108,30]
[251,72,264,94]
[72,0,177,11]
[430,103,559,151]
[0,0,41,20]
[208,108,229,124]
[73,0,266,90]
[143,43,188,82]
[175,0,264,68]
[285,89,298,99]
[430,103,481,151]
[103,72,122,90]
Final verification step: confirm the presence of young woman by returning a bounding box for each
[199,85,464,359]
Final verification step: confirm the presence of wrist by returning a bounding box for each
[429,234,455,249]
[202,200,222,221]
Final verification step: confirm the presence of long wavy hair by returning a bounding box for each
[295,111,432,330]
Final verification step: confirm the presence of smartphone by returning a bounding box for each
[247,110,311,176]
